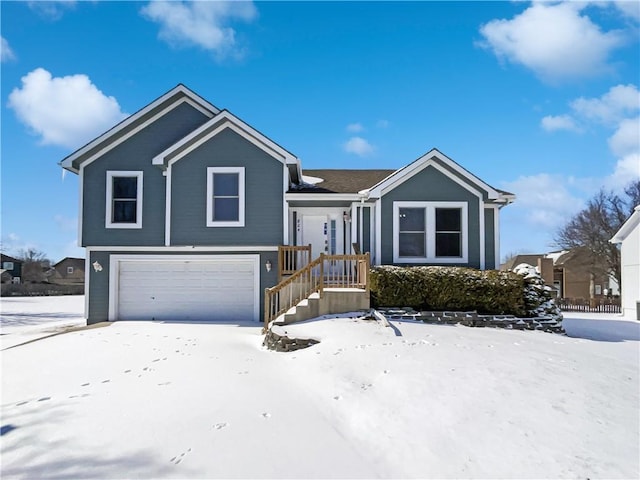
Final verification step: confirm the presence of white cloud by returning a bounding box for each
[541,114,581,132]
[607,153,640,189]
[141,0,258,59]
[502,173,586,230]
[479,2,625,82]
[344,136,375,157]
[541,85,640,189]
[8,68,128,149]
[1,36,16,62]
[28,1,76,20]
[346,122,364,133]
[613,1,640,21]
[571,84,640,125]
[376,119,390,129]
[608,116,640,157]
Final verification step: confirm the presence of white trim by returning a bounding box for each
[86,245,278,252]
[392,201,469,264]
[206,167,245,227]
[153,110,298,167]
[165,165,172,246]
[283,167,289,245]
[84,253,90,322]
[375,199,382,265]
[105,171,143,229]
[78,165,85,246]
[108,253,260,322]
[61,85,218,173]
[366,149,500,200]
[479,200,485,270]
[611,205,640,243]
[286,192,363,202]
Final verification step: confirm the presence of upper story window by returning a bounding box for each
[106,171,143,229]
[67,266,74,274]
[206,167,245,227]
[3,261,14,270]
[393,201,468,264]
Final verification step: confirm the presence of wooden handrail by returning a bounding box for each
[264,252,370,331]
[278,245,312,281]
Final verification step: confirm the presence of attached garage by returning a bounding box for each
[109,255,260,322]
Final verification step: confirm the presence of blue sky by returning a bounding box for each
[1,0,639,264]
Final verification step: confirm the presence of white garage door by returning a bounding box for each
[115,256,258,322]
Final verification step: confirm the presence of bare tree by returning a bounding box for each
[17,248,51,283]
[555,180,640,288]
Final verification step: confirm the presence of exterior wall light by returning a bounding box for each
[265,260,272,272]
[92,261,103,272]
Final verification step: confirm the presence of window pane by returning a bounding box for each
[213,173,239,196]
[436,232,461,257]
[113,177,137,199]
[399,232,425,257]
[399,208,425,231]
[113,200,137,223]
[436,208,461,231]
[213,197,239,221]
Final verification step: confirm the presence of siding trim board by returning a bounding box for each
[366,149,501,201]
[87,245,279,252]
[61,90,217,173]
[154,111,299,168]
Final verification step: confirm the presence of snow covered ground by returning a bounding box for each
[1,296,638,479]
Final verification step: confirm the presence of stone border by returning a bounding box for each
[263,328,320,352]
[375,307,565,334]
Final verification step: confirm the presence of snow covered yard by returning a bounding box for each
[1,297,638,479]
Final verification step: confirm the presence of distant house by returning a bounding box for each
[48,257,85,285]
[611,206,640,320]
[0,254,22,284]
[501,247,615,300]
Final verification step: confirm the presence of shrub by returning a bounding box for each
[511,263,562,322]
[370,266,526,316]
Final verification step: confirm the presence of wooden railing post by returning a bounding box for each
[319,253,325,298]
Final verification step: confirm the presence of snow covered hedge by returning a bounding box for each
[370,266,526,316]
[511,263,563,323]
[370,265,563,324]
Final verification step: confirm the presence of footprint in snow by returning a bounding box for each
[261,412,271,418]
[81,383,90,387]
[333,395,342,400]
[158,382,171,386]
[169,448,192,465]
[16,401,29,406]
[213,422,229,430]
[237,371,249,375]
[101,379,110,383]
[38,397,51,402]
[360,383,373,391]
[124,369,131,373]
[383,369,390,374]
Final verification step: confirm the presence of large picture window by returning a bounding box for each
[206,167,245,227]
[106,171,143,229]
[393,202,468,263]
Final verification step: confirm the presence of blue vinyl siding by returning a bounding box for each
[170,128,284,246]
[484,208,496,270]
[380,164,481,267]
[82,102,210,246]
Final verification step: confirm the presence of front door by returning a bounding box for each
[302,215,329,259]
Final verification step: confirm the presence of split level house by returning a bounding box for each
[61,84,515,325]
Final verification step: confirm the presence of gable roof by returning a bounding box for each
[611,205,640,244]
[60,84,220,173]
[152,109,300,169]
[54,257,85,267]
[364,148,514,203]
[1,254,21,264]
[291,169,395,194]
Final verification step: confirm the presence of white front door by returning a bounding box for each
[302,215,329,260]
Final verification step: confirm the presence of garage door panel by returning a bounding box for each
[116,257,257,322]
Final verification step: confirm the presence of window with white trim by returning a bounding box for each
[206,167,245,227]
[106,171,143,229]
[67,266,74,274]
[393,201,468,263]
